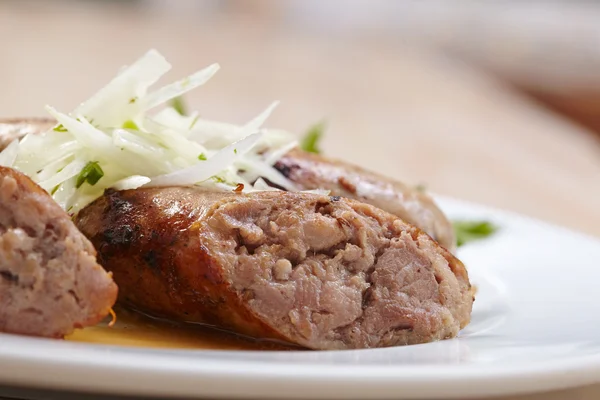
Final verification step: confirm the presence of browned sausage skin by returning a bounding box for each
[0,118,455,251]
[0,166,117,338]
[76,188,472,350]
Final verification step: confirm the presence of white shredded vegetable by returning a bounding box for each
[0,49,324,213]
[0,140,19,167]
[148,133,263,187]
[253,178,281,192]
[111,175,152,191]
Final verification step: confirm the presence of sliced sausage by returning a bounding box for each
[0,166,118,338]
[276,149,456,251]
[75,188,472,350]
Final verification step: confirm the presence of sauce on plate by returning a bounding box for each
[66,307,294,351]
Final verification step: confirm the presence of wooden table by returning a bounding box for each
[0,2,599,399]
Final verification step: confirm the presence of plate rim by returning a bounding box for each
[2,335,600,399]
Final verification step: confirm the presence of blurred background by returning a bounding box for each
[0,0,599,236]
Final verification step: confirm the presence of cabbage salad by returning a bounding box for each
[0,49,304,213]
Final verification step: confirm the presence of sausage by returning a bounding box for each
[0,118,54,151]
[276,149,456,251]
[0,166,117,338]
[0,118,455,251]
[75,188,472,349]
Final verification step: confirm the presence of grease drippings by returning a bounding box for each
[66,307,295,351]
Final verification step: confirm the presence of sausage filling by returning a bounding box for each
[201,194,471,350]
[0,168,117,338]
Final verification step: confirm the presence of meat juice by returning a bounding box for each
[66,307,294,351]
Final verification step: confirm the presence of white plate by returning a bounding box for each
[1,196,600,400]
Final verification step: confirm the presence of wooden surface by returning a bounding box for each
[372,1,600,137]
[0,1,600,399]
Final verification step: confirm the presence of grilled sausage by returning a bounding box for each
[276,149,455,251]
[0,166,117,338]
[0,118,455,250]
[75,188,472,350]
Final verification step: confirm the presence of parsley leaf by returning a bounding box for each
[189,115,199,129]
[76,161,104,188]
[211,176,226,184]
[198,153,207,161]
[122,120,139,130]
[211,176,237,186]
[300,121,325,154]
[453,220,498,247]
[170,96,187,116]
[53,124,67,132]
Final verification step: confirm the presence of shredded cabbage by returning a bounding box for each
[0,140,19,167]
[0,49,310,213]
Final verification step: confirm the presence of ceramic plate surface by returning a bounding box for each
[1,196,600,399]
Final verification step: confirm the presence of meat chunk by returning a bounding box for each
[76,188,472,350]
[0,166,117,338]
[276,148,456,251]
[0,119,455,251]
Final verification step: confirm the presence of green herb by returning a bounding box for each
[300,121,325,154]
[122,120,139,130]
[170,96,187,116]
[50,185,60,195]
[189,115,199,129]
[129,97,138,104]
[198,153,207,161]
[453,220,498,247]
[234,148,237,154]
[211,176,237,186]
[53,124,67,132]
[75,161,104,188]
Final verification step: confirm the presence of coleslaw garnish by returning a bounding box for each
[0,49,306,213]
